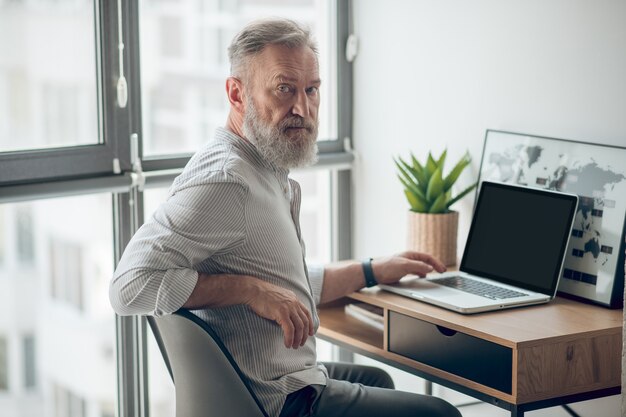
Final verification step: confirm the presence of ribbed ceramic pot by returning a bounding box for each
[407,211,458,266]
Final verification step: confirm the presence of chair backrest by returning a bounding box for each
[147,309,268,417]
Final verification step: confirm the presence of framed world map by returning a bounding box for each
[478,130,626,307]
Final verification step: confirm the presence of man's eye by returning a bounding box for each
[307,86,319,95]
[277,85,291,93]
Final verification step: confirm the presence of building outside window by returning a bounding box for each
[0,196,116,417]
[49,239,84,312]
[23,334,36,389]
[16,206,35,265]
[0,0,99,153]
[0,336,8,391]
[53,383,87,417]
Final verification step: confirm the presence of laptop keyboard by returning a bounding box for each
[430,276,529,300]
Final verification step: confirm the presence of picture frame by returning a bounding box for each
[478,130,626,308]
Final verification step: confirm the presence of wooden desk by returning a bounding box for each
[317,288,622,417]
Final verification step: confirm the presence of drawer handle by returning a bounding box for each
[436,325,457,337]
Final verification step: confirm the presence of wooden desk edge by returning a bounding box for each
[317,292,622,405]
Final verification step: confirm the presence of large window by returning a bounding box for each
[0,1,352,416]
[139,0,338,157]
[0,0,131,185]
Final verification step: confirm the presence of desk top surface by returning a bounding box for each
[345,288,623,348]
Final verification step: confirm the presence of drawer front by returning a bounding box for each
[388,311,512,393]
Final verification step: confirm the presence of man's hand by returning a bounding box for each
[245,280,314,350]
[183,273,314,349]
[319,251,447,304]
[371,251,447,285]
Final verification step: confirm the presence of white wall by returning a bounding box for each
[351,1,625,415]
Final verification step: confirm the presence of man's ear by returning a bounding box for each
[226,77,245,113]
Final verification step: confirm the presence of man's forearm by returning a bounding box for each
[318,252,447,305]
[183,273,259,309]
[184,272,316,349]
[318,261,365,305]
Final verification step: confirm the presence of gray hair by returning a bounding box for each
[228,18,318,82]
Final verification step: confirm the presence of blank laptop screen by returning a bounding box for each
[460,182,578,295]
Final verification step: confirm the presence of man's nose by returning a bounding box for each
[291,91,309,118]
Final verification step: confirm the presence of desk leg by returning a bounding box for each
[511,407,523,417]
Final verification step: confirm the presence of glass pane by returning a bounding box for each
[139,0,337,157]
[143,168,332,414]
[0,1,99,153]
[290,170,332,265]
[0,195,116,417]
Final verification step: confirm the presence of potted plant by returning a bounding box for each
[395,150,477,266]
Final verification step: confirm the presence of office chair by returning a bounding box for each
[147,309,269,417]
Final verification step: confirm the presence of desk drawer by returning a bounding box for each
[388,311,512,393]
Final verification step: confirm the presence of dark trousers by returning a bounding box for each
[279,362,461,417]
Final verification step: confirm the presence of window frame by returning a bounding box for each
[0,1,354,417]
[0,0,132,186]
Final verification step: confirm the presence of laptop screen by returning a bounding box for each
[460,181,578,295]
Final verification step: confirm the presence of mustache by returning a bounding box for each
[279,116,316,132]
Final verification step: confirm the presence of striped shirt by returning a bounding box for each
[109,127,328,417]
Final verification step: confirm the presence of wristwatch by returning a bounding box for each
[361,258,378,288]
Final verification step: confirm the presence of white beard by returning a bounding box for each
[242,98,319,169]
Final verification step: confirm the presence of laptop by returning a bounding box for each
[379,181,579,314]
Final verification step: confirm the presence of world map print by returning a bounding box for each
[480,132,626,306]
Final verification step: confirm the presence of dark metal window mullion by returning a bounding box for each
[112,0,149,416]
[334,0,353,262]
[113,188,148,417]
[331,0,355,364]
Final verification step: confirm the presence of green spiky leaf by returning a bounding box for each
[436,149,447,170]
[426,166,444,202]
[405,189,428,212]
[397,175,427,203]
[410,154,429,189]
[410,153,424,172]
[443,153,471,191]
[429,193,448,213]
[425,152,437,177]
[446,182,478,209]
[394,158,417,185]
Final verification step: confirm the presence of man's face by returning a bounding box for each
[242,44,320,169]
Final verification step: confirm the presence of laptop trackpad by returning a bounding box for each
[382,276,490,304]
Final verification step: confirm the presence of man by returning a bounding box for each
[110,18,460,417]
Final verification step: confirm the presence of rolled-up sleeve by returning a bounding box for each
[307,263,325,306]
[109,179,248,316]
